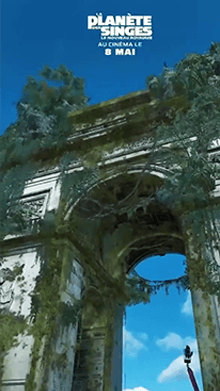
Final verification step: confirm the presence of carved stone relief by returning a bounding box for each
[22,197,45,219]
[20,193,48,230]
[0,252,41,317]
[0,258,18,311]
[0,272,15,311]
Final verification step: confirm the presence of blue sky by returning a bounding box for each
[123,254,203,391]
[1,1,219,390]
[1,0,220,135]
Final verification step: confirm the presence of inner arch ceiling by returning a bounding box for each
[67,171,185,276]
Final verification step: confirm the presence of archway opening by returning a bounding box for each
[123,253,204,391]
[67,171,207,391]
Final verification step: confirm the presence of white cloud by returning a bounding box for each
[123,327,148,358]
[123,387,151,391]
[157,351,201,383]
[156,335,201,383]
[157,354,188,383]
[181,291,193,316]
[156,332,195,351]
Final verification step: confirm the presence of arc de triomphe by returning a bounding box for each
[0,90,220,391]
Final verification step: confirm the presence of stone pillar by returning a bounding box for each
[71,286,124,391]
[184,229,220,391]
[45,255,84,391]
[72,326,106,391]
[0,249,41,391]
[110,303,124,391]
[0,243,84,391]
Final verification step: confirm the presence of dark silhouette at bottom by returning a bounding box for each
[184,345,200,391]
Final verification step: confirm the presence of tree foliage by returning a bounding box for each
[129,41,220,301]
[0,64,89,239]
[1,43,220,304]
[2,46,220,391]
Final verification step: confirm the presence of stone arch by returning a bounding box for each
[67,169,191,391]
[122,234,185,275]
[63,162,173,222]
[1,88,220,391]
[64,167,183,272]
[66,167,220,391]
[1,161,218,391]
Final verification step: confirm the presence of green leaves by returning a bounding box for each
[0,65,89,240]
[146,42,220,102]
[125,270,190,306]
[1,46,220,305]
[143,43,220,301]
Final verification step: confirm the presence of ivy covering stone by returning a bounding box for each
[1,43,220,319]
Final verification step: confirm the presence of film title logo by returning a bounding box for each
[88,13,153,38]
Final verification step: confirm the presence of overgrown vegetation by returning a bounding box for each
[0,64,89,240]
[0,42,220,388]
[143,42,220,300]
[1,44,220,296]
[118,41,220,304]
[0,64,89,389]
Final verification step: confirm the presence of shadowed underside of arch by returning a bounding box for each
[66,171,184,276]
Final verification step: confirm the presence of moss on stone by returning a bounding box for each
[0,312,28,384]
[68,92,189,132]
[25,241,82,391]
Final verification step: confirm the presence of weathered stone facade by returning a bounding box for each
[0,90,220,390]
